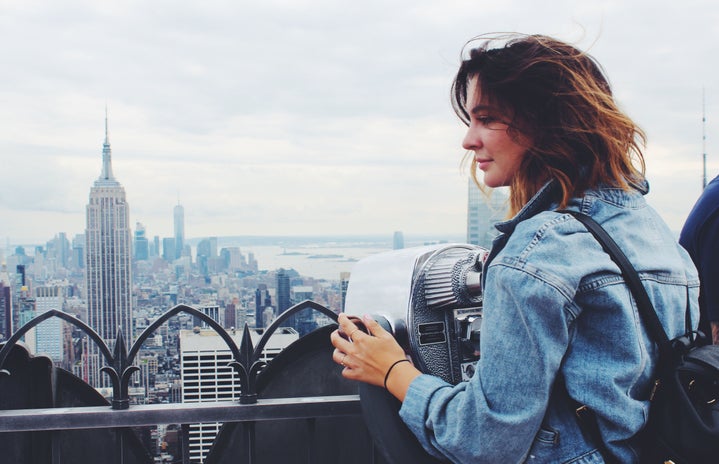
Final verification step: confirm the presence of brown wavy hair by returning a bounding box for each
[452,34,647,216]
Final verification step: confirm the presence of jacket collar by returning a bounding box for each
[493,179,649,236]
[494,180,561,236]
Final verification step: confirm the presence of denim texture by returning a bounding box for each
[399,181,700,463]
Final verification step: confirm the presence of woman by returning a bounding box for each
[330,34,699,463]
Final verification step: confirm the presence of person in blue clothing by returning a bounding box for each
[330,34,699,463]
[680,174,719,345]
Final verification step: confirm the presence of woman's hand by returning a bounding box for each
[330,313,421,401]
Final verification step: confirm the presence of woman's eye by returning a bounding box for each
[476,115,508,130]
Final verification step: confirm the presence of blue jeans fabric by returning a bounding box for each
[399,181,700,463]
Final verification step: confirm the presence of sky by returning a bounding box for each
[1,0,718,246]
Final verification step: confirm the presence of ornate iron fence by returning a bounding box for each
[0,301,379,464]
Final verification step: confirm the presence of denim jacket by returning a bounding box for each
[399,180,700,463]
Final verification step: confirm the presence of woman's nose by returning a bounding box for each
[462,126,481,151]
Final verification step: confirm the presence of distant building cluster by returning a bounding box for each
[0,117,348,463]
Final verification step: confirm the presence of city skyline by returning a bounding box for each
[1,1,718,244]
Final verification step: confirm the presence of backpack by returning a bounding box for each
[565,211,719,463]
[643,339,719,463]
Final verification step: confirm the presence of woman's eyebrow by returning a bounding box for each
[469,104,494,115]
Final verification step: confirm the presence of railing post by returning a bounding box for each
[182,423,190,464]
[306,417,316,464]
[52,430,60,464]
[371,441,379,464]
[238,421,256,463]
[116,428,125,464]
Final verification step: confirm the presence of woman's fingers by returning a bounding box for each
[332,348,343,364]
[362,314,389,338]
[330,328,352,355]
[337,313,360,340]
[332,313,410,386]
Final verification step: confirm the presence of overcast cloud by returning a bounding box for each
[1,0,717,245]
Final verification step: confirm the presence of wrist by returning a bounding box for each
[384,359,410,389]
[384,359,421,402]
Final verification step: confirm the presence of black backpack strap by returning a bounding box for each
[561,211,672,354]
[574,403,617,464]
[559,210,679,462]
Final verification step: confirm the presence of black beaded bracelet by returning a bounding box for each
[383,359,410,390]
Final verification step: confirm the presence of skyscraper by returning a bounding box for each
[179,327,299,463]
[466,179,508,249]
[162,237,176,262]
[13,265,34,336]
[392,231,405,250]
[254,284,272,328]
[34,284,65,362]
[45,233,70,271]
[196,237,218,277]
[71,234,85,270]
[340,272,351,313]
[85,114,133,387]
[276,269,291,314]
[0,265,11,342]
[173,202,184,260]
[134,222,149,261]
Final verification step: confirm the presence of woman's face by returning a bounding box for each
[462,77,531,188]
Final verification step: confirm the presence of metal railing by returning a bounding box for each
[0,301,376,464]
[0,396,362,432]
[0,300,339,408]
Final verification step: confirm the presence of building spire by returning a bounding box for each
[101,106,115,181]
[104,105,110,145]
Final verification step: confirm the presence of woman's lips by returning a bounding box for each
[476,158,492,170]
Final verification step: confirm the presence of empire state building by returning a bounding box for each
[85,115,133,387]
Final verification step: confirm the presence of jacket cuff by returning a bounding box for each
[398,374,451,457]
